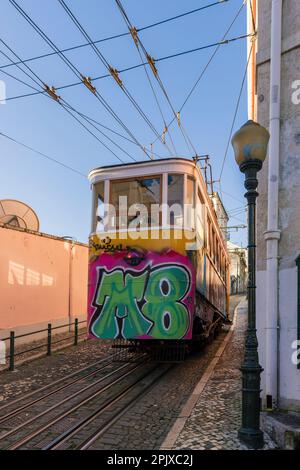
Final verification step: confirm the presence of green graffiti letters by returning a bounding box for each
[91,264,191,339]
[92,269,152,339]
[142,266,190,339]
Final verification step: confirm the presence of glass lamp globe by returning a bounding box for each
[231,120,270,167]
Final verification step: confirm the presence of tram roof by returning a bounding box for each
[88,157,200,181]
[90,157,193,172]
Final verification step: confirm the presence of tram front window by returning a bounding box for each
[94,181,105,233]
[168,174,183,227]
[110,176,161,229]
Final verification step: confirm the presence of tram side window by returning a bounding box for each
[167,174,184,227]
[211,228,216,262]
[207,218,211,254]
[93,181,105,233]
[110,176,161,229]
[186,176,195,229]
[196,191,205,246]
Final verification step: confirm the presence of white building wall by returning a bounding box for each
[252,0,300,410]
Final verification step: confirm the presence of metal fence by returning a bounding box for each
[1,318,87,372]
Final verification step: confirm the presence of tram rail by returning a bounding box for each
[0,355,160,450]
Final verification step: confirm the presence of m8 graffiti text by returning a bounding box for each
[88,251,195,340]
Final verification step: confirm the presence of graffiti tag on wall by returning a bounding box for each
[88,251,195,340]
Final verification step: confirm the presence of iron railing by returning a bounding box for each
[1,318,87,372]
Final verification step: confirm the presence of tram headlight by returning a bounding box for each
[124,248,145,266]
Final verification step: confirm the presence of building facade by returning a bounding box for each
[227,241,247,295]
[0,224,88,340]
[248,0,300,410]
[211,192,229,240]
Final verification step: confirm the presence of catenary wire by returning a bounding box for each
[152,0,247,145]
[0,61,165,159]
[57,0,173,156]
[8,0,152,159]
[0,40,134,163]
[1,0,228,70]
[1,33,253,103]
[218,40,255,180]
[115,0,198,156]
[0,131,87,178]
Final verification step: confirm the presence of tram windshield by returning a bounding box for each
[110,176,161,229]
[94,181,105,233]
[92,173,189,233]
[168,174,184,227]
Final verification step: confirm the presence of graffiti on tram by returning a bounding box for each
[88,251,195,340]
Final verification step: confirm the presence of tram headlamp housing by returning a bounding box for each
[124,248,145,266]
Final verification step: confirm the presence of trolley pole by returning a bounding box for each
[231,120,270,449]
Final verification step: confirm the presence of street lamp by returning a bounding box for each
[231,120,270,449]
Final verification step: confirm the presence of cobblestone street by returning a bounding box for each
[0,295,276,451]
[0,339,113,404]
[171,299,277,450]
[87,295,244,450]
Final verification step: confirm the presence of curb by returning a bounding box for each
[160,299,243,450]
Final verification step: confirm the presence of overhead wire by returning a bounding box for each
[0,39,134,163]
[114,0,198,157]
[0,0,228,70]
[1,33,253,103]
[218,39,256,180]
[152,0,247,146]
[57,0,174,156]
[0,60,165,159]
[0,131,87,178]
[8,0,152,160]
[126,42,178,155]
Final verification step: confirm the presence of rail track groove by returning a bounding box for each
[0,352,171,450]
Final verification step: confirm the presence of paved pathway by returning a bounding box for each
[170,299,277,450]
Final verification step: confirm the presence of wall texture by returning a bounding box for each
[0,225,88,333]
[251,0,300,410]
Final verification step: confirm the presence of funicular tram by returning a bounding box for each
[87,158,230,360]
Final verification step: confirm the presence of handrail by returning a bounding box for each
[0,317,87,372]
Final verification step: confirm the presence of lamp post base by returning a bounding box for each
[238,427,264,449]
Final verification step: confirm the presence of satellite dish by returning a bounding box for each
[0,200,40,231]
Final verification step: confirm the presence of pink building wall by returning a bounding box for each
[0,225,88,332]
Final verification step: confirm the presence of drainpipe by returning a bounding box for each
[62,237,76,331]
[264,0,282,409]
[247,0,257,121]
[68,241,74,331]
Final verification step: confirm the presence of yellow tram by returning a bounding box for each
[87,158,230,348]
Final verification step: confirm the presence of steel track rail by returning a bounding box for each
[63,365,174,451]
[0,356,117,425]
[0,352,115,414]
[44,364,166,450]
[0,361,134,446]
[5,361,148,450]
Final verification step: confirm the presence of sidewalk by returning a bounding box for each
[163,299,277,450]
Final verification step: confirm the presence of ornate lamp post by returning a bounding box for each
[231,120,270,449]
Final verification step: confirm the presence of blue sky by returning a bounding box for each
[0,0,248,245]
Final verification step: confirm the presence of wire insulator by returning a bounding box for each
[109,67,123,87]
[44,84,60,101]
[146,54,158,76]
[81,75,97,94]
[162,126,168,144]
[129,26,139,46]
